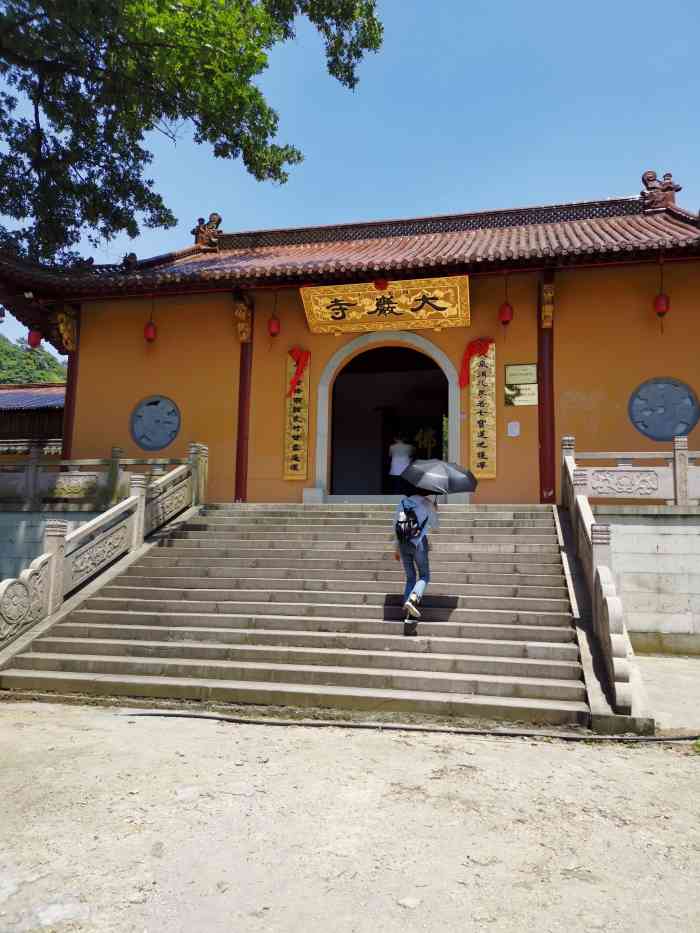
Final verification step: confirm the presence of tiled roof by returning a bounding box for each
[1,196,699,297]
[0,385,65,410]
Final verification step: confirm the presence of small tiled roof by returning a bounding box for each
[0,384,65,410]
[1,195,699,298]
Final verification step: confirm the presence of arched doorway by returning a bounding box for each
[306,331,461,502]
[331,347,448,495]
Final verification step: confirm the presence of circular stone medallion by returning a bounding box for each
[628,378,700,441]
[130,396,181,451]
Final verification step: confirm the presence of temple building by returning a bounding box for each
[1,169,699,504]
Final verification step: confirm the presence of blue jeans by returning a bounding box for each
[399,538,431,602]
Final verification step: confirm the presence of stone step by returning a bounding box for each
[10,652,587,702]
[169,530,559,545]
[125,563,566,585]
[187,516,556,528]
[202,505,554,515]
[135,555,565,576]
[202,502,552,514]
[68,609,577,642]
[32,636,583,681]
[84,596,573,626]
[100,585,571,613]
[194,517,556,529]
[54,622,581,660]
[0,669,589,725]
[118,573,570,600]
[155,542,563,558]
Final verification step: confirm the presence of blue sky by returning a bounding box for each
[3,0,700,351]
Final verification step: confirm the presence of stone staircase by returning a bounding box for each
[0,503,591,725]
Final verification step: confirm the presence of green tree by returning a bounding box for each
[0,0,382,262]
[0,333,67,382]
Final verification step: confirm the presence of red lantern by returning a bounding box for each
[144,320,157,343]
[268,314,281,337]
[655,256,669,333]
[654,293,670,318]
[374,278,389,291]
[498,301,514,326]
[27,329,42,349]
[498,274,514,338]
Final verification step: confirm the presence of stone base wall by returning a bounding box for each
[0,512,98,580]
[597,509,700,655]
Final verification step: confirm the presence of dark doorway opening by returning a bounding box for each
[331,347,448,495]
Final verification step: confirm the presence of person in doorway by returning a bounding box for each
[388,434,414,495]
[393,486,439,634]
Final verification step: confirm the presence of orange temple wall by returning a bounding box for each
[69,261,700,504]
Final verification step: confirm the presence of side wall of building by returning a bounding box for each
[0,511,97,580]
[72,293,241,503]
[603,512,700,656]
[555,260,700,497]
[67,260,700,504]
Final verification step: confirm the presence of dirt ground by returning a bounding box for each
[1,701,698,933]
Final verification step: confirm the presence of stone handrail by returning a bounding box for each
[0,438,63,456]
[0,444,194,509]
[0,443,208,651]
[561,437,641,716]
[564,435,699,505]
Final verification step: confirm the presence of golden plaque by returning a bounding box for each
[300,276,470,335]
[469,343,497,479]
[283,356,310,480]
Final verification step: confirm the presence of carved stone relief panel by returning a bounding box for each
[590,470,660,497]
[628,378,700,441]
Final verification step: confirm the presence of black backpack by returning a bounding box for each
[395,502,428,544]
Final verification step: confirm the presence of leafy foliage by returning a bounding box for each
[0,1,383,262]
[0,332,67,382]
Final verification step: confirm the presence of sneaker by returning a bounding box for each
[403,594,421,619]
[403,619,418,637]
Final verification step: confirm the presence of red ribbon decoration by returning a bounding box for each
[459,337,494,388]
[287,346,311,397]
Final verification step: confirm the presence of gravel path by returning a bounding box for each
[1,701,698,933]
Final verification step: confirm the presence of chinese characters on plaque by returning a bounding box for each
[300,276,470,335]
[283,356,309,480]
[504,363,538,406]
[469,344,497,479]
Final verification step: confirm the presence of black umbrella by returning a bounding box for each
[401,459,478,495]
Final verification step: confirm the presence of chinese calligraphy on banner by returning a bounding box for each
[283,355,309,480]
[300,276,470,335]
[469,343,497,479]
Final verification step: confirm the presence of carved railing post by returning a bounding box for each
[188,443,209,505]
[200,444,209,503]
[188,443,200,506]
[561,435,575,464]
[673,435,689,506]
[25,442,41,508]
[43,520,68,614]
[129,474,148,550]
[105,446,124,507]
[591,523,612,574]
[560,436,575,507]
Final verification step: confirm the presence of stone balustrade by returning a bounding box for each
[0,444,196,510]
[561,436,652,718]
[0,438,63,456]
[564,435,699,505]
[0,444,208,651]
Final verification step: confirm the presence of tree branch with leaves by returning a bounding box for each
[0,0,383,263]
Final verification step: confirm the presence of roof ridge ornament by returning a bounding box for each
[191,212,222,250]
[641,170,682,210]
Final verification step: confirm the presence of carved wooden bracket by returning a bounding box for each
[541,283,554,328]
[54,306,78,353]
[232,291,254,343]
